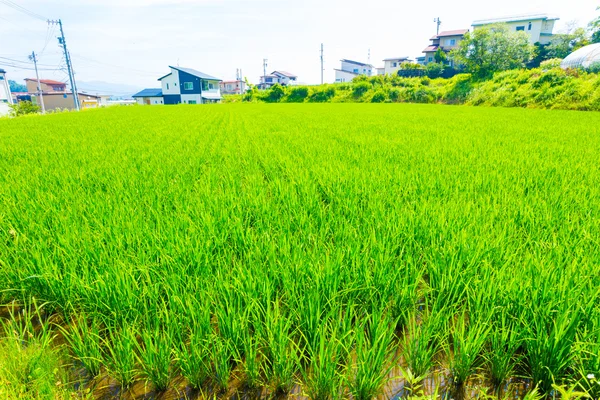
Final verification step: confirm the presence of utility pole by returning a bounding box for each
[48,19,80,111]
[320,43,324,85]
[262,58,268,90]
[29,51,45,114]
[434,17,442,35]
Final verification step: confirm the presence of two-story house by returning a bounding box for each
[259,71,297,89]
[472,13,559,44]
[24,78,100,110]
[220,80,247,95]
[381,57,412,75]
[422,29,469,65]
[158,66,222,104]
[0,69,13,116]
[335,59,374,83]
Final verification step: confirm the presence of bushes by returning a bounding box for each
[353,81,371,98]
[309,86,336,102]
[425,63,445,79]
[540,58,563,69]
[8,101,40,117]
[286,86,309,102]
[371,90,387,103]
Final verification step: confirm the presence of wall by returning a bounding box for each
[161,69,181,95]
[335,70,358,83]
[136,97,164,105]
[33,93,99,110]
[181,94,202,104]
[474,20,554,44]
[163,94,181,105]
[341,61,372,76]
[0,102,9,116]
[383,60,406,75]
[178,70,201,94]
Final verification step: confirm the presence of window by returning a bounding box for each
[428,57,433,62]
[392,62,397,67]
[166,83,169,90]
[528,22,532,31]
[188,100,197,104]
[450,39,456,46]
[202,81,216,91]
[184,82,193,90]
[353,69,359,73]
[174,82,177,86]
[516,26,525,31]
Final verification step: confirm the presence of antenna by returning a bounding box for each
[368,48,371,63]
[320,43,324,85]
[434,17,442,35]
[263,58,268,89]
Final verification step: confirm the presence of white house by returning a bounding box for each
[0,69,13,116]
[382,57,412,75]
[259,71,297,89]
[423,29,469,65]
[220,80,247,95]
[472,13,559,44]
[335,59,374,83]
[158,66,222,104]
[132,88,164,105]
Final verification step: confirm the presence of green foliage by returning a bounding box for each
[8,101,40,117]
[370,89,387,103]
[540,58,563,69]
[352,81,371,97]
[267,83,285,102]
[425,62,445,78]
[589,7,600,44]
[452,24,535,78]
[434,48,447,64]
[400,62,424,70]
[588,62,600,73]
[309,85,336,102]
[8,80,26,92]
[287,86,309,102]
[547,28,590,59]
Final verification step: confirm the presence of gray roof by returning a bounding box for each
[383,57,411,61]
[340,59,374,68]
[132,88,163,98]
[170,66,222,81]
[472,13,559,26]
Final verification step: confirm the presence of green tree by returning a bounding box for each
[8,80,26,92]
[8,101,40,117]
[434,48,447,64]
[425,62,445,78]
[267,83,285,102]
[451,24,534,79]
[547,28,589,59]
[590,7,600,43]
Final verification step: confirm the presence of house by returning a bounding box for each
[25,78,66,93]
[158,66,222,104]
[0,69,13,116]
[472,13,559,44]
[382,57,412,75]
[415,56,426,66]
[335,59,374,83]
[376,67,385,76]
[423,29,469,65]
[259,71,297,89]
[220,80,247,95]
[23,78,100,110]
[132,88,164,105]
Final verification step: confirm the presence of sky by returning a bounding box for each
[0,0,598,93]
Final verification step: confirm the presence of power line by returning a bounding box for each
[0,0,48,21]
[0,56,57,68]
[70,53,164,76]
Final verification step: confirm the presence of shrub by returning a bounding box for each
[400,62,424,70]
[371,90,387,103]
[287,86,309,102]
[267,84,285,102]
[587,62,600,74]
[309,86,336,102]
[426,63,445,79]
[389,88,401,102]
[353,81,371,97]
[9,101,40,117]
[540,58,563,70]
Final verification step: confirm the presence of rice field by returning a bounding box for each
[0,103,599,399]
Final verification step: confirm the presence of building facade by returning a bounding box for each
[382,57,412,75]
[132,88,164,105]
[158,66,222,104]
[0,69,12,116]
[220,80,247,95]
[422,29,469,65]
[25,78,66,93]
[259,71,297,89]
[472,13,559,44]
[334,59,374,83]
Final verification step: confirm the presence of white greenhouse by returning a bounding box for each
[560,43,600,69]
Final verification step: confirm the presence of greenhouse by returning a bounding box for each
[561,43,600,69]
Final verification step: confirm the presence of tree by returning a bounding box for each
[425,62,445,78]
[546,28,589,59]
[434,48,447,64]
[8,101,40,117]
[8,80,26,92]
[451,24,534,79]
[590,7,600,43]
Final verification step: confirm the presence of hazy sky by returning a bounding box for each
[1,0,598,92]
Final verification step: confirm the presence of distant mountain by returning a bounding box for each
[77,81,143,99]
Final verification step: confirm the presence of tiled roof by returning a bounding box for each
[132,88,163,98]
[383,57,411,61]
[423,45,439,53]
[25,78,66,86]
[472,13,559,26]
[430,29,469,39]
[170,66,222,81]
[272,70,297,78]
[340,59,374,68]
